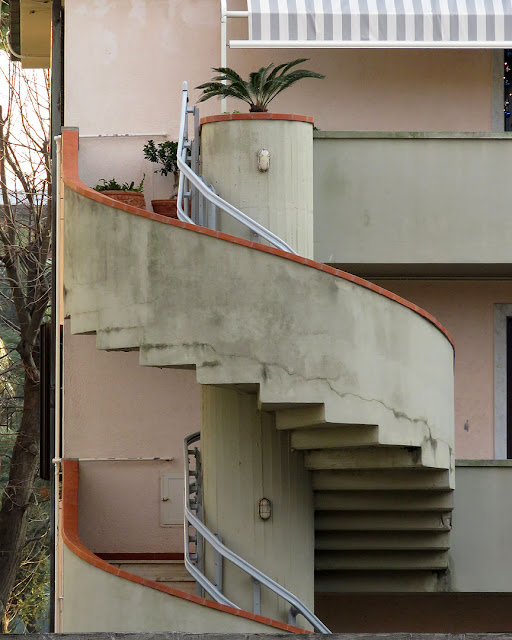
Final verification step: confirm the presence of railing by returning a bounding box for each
[183,432,331,634]
[176,82,298,255]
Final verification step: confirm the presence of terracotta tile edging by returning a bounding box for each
[199,113,314,126]
[96,552,185,561]
[60,460,310,634]
[60,129,453,350]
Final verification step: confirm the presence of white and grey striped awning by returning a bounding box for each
[240,0,512,48]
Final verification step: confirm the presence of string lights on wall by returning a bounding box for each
[505,50,512,130]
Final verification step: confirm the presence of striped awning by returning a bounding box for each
[244,0,512,48]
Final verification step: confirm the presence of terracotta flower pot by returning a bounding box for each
[102,190,146,209]
[151,199,178,219]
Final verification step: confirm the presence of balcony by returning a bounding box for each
[313,131,512,276]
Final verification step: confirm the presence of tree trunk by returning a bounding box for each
[1,609,9,634]
[0,375,40,620]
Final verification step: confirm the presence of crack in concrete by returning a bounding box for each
[140,340,447,443]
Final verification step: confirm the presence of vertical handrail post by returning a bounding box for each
[253,579,261,615]
[191,107,200,224]
[214,533,223,592]
[288,606,299,627]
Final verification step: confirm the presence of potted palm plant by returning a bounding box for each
[195,58,324,112]
[195,59,324,257]
[143,140,179,218]
[94,176,146,209]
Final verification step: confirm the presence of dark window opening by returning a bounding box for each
[505,50,512,131]
[506,317,512,458]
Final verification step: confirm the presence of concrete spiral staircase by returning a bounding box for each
[62,132,455,598]
[280,408,453,592]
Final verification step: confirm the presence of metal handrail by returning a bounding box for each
[183,432,331,634]
[176,82,298,255]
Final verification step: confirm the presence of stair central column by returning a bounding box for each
[199,111,316,625]
[201,386,314,625]
[200,114,314,258]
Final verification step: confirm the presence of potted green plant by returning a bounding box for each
[143,140,179,218]
[195,58,324,112]
[196,60,324,257]
[94,176,146,209]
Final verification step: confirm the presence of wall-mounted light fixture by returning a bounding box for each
[257,149,270,172]
[258,497,272,520]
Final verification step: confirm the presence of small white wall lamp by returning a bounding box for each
[258,497,272,520]
[257,149,270,172]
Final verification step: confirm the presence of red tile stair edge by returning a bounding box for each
[60,459,310,634]
[96,552,185,561]
[60,128,454,350]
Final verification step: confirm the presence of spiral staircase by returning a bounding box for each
[61,121,454,631]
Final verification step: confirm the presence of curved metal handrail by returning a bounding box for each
[183,432,331,634]
[176,82,298,255]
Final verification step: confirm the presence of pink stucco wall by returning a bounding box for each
[63,322,201,553]
[65,1,493,136]
[375,280,512,460]
[231,48,492,132]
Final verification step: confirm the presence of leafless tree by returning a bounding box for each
[0,31,51,627]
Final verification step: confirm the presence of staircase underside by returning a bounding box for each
[62,132,455,594]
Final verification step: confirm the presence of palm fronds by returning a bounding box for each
[196,59,325,112]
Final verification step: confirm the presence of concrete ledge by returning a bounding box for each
[314,131,512,139]
[12,635,512,640]
[456,460,512,467]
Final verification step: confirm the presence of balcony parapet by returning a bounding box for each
[314,131,512,274]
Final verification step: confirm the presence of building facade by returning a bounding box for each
[15,0,512,633]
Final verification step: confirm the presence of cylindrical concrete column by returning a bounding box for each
[200,114,314,258]
[201,386,314,626]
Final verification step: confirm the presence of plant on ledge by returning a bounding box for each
[196,59,325,113]
[142,140,180,218]
[93,176,146,209]
[143,140,179,194]
[94,177,145,192]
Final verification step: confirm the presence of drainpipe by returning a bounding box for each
[50,0,63,632]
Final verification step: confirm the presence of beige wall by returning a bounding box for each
[374,280,512,460]
[314,133,512,270]
[64,1,494,205]
[63,322,201,553]
[450,464,512,591]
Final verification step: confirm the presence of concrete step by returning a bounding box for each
[275,405,326,430]
[275,406,378,433]
[314,511,452,532]
[291,426,380,450]
[305,447,422,471]
[315,550,449,571]
[315,530,451,551]
[315,570,442,592]
[312,469,452,491]
[314,490,453,512]
[109,560,196,593]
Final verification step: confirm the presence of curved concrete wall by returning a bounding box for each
[373,280,512,460]
[201,118,314,257]
[62,547,286,633]
[64,184,455,475]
